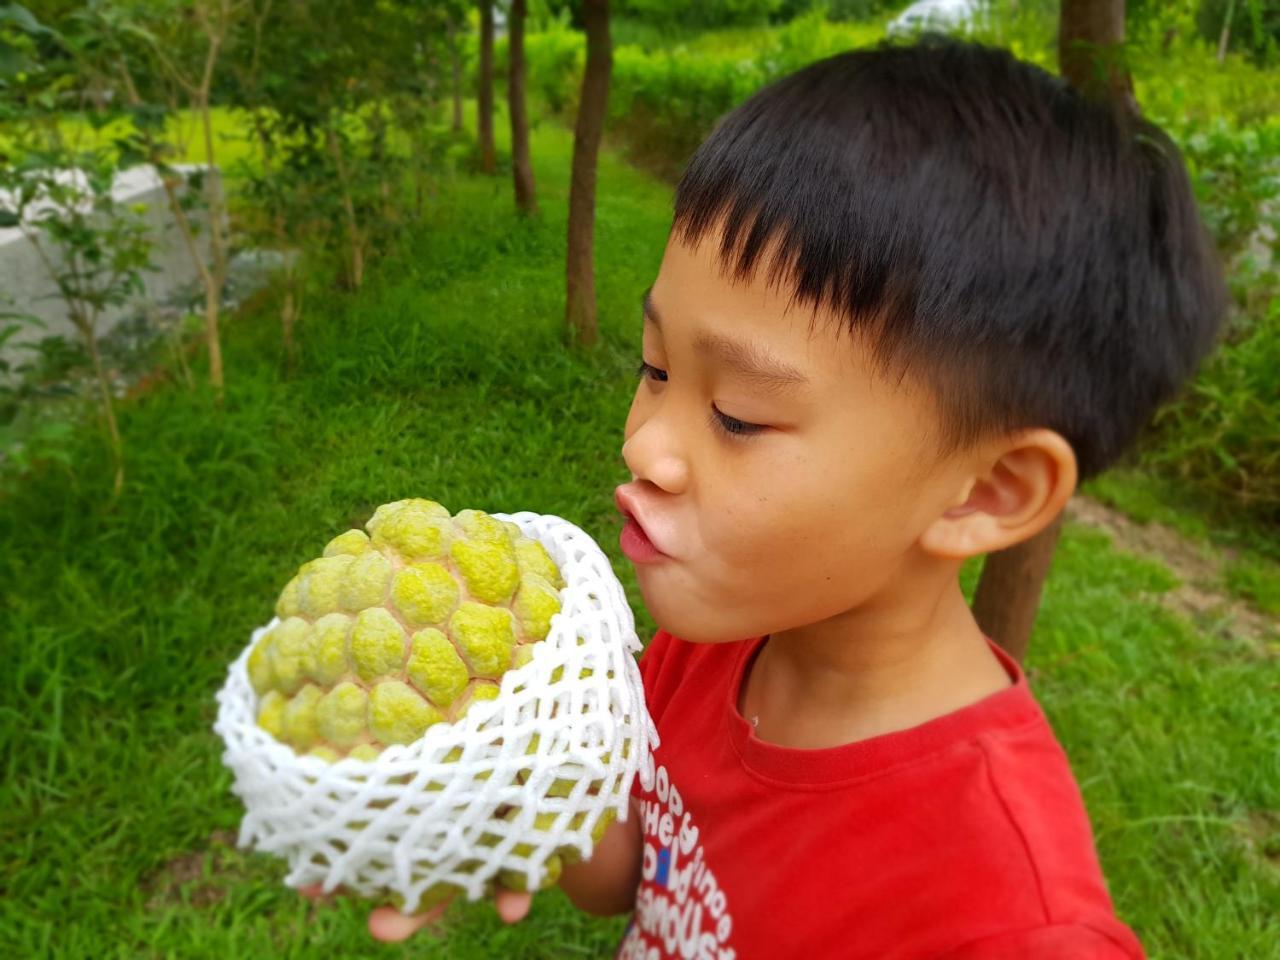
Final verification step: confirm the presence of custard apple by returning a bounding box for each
[244,497,623,905]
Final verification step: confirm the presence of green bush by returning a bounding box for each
[1164,115,1280,261]
[1139,304,1280,523]
[524,9,882,179]
[1196,0,1280,65]
[616,0,785,29]
[774,0,909,22]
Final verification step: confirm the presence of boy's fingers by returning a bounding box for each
[301,881,529,936]
[495,888,533,924]
[297,882,343,902]
[367,900,451,942]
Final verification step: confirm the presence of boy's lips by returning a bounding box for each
[614,485,674,557]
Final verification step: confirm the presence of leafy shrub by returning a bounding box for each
[1164,115,1280,261]
[773,0,909,22]
[524,9,881,179]
[616,0,785,29]
[1139,303,1280,523]
[1195,0,1280,65]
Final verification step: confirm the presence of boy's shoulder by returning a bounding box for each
[626,629,1146,958]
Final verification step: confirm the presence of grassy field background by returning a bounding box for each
[1,92,1277,959]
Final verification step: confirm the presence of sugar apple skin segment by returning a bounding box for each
[247,497,627,906]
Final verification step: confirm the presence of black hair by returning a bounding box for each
[670,34,1228,483]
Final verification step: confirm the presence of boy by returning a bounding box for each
[305,34,1226,958]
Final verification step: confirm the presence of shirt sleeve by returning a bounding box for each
[936,923,1145,960]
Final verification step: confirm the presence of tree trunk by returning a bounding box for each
[325,123,365,291]
[1058,0,1137,112]
[82,312,125,499]
[198,94,228,292]
[278,215,299,376]
[565,0,611,349]
[508,0,538,215]
[477,0,496,174]
[449,17,463,133]
[973,0,1136,664]
[157,169,225,399]
[971,511,1065,665]
[1217,0,1237,62]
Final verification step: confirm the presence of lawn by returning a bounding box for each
[1,94,1277,959]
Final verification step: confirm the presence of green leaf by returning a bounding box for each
[0,3,52,36]
[0,39,28,78]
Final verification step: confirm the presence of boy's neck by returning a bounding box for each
[738,581,1013,750]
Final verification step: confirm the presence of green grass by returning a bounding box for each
[1,94,1278,960]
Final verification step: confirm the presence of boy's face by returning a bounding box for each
[620,224,981,645]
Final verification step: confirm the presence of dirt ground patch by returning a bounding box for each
[1065,493,1279,653]
[142,828,242,910]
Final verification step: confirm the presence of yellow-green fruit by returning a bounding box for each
[391,563,460,628]
[407,628,470,709]
[324,529,371,557]
[495,810,566,892]
[388,881,461,913]
[591,805,619,844]
[450,536,520,605]
[350,607,407,683]
[247,631,276,695]
[340,550,393,612]
[316,681,369,746]
[256,690,287,740]
[269,617,314,695]
[299,555,356,618]
[513,538,566,591]
[568,805,619,845]
[454,509,510,544]
[557,808,615,868]
[371,500,454,561]
[275,575,302,619]
[426,746,465,792]
[550,665,596,684]
[498,852,563,893]
[248,498,563,762]
[309,613,352,685]
[458,681,501,718]
[450,603,517,678]
[282,683,324,744]
[547,776,576,798]
[370,679,445,745]
[511,575,561,641]
[512,644,535,671]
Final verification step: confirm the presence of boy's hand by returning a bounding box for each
[296,880,533,942]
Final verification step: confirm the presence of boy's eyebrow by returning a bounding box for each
[641,285,811,393]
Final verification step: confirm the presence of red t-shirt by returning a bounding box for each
[616,629,1146,960]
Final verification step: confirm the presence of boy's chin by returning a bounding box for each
[648,609,757,646]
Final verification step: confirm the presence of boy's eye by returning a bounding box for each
[635,359,667,383]
[634,360,766,440]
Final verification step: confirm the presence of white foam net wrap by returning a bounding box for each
[212,510,659,914]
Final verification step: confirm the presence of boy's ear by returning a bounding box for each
[918,428,1078,561]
